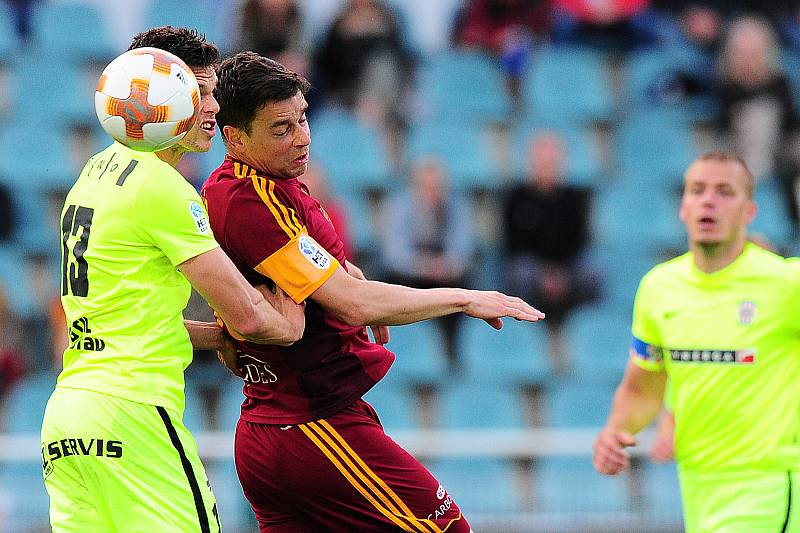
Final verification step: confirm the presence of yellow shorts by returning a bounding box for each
[679,468,799,533]
[41,386,220,532]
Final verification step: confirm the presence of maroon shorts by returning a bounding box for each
[234,399,471,532]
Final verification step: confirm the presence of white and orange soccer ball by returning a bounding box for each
[95,47,200,152]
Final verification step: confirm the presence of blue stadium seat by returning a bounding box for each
[536,457,631,513]
[561,305,631,386]
[30,2,113,61]
[0,247,37,318]
[0,122,75,192]
[425,458,519,513]
[406,122,498,191]
[592,243,664,315]
[522,46,614,126]
[143,0,223,46]
[544,381,615,427]
[460,318,551,386]
[385,321,448,386]
[362,381,418,429]
[750,177,794,251]
[642,462,683,516]
[592,184,684,253]
[217,377,245,433]
[415,50,512,125]
[510,122,603,186]
[616,115,695,191]
[311,109,393,194]
[335,188,377,253]
[9,51,95,127]
[0,371,57,529]
[437,382,525,428]
[623,46,716,121]
[0,6,19,59]
[183,379,212,434]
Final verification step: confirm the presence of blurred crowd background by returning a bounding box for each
[2,0,800,531]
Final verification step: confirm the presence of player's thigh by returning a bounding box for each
[41,387,220,533]
[681,470,797,533]
[236,400,471,532]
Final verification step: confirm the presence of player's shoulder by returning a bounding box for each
[747,243,800,281]
[640,252,691,286]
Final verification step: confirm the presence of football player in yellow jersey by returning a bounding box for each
[41,27,304,533]
[594,152,800,532]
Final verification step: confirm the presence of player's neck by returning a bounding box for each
[692,239,746,273]
[155,145,187,168]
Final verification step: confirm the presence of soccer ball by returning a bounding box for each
[95,47,200,152]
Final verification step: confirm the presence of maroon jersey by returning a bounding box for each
[202,157,394,424]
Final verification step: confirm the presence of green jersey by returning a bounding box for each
[631,243,800,472]
[58,142,218,413]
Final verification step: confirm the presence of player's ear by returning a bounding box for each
[223,125,245,150]
[744,199,757,225]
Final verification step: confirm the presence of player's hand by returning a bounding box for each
[463,290,545,329]
[216,333,243,378]
[649,411,675,463]
[369,325,390,345]
[255,284,306,338]
[593,428,637,475]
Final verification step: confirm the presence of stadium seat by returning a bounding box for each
[437,382,525,428]
[0,7,18,60]
[406,122,499,191]
[0,121,75,192]
[561,305,631,386]
[362,381,419,429]
[616,115,695,191]
[535,457,631,513]
[29,2,114,61]
[750,177,794,251]
[544,381,615,427]
[414,50,512,125]
[310,109,393,194]
[522,46,614,126]
[143,0,223,46]
[385,321,448,386]
[9,51,95,127]
[592,243,665,315]
[425,458,519,513]
[509,122,603,186]
[642,461,683,516]
[0,246,37,318]
[0,371,57,530]
[459,318,551,386]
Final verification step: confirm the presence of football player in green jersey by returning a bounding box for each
[41,27,304,532]
[594,152,800,532]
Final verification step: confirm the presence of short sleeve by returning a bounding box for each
[225,178,339,303]
[135,168,219,266]
[630,273,665,372]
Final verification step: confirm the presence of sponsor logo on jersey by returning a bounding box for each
[669,348,756,364]
[189,201,210,233]
[436,485,446,500]
[69,317,106,352]
[298,235,331,270]
[738,301,756,325]
[427,491,455,521]
[240,353,279,384]
[42,438,123,477]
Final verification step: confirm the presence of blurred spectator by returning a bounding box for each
[0,184,14,241]
[301,161,355,261]
[0,284,24,400]
[551,0,656,51]
[380,156,475,369]
[3,0,38,41]
[452,0,550,107]
[311,0,414,132]
[502,132,599,342]
[236,0,309,76]
[716,17,800,226]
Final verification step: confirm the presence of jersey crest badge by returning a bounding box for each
[738,301,756,325]
[298,235,331,270]
[189,201,210,233]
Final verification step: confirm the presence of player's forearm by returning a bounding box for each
[184,320,227,350]
[242,295,304,346]
[334,279,469,326]
[605,386,664,436]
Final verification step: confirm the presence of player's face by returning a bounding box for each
[176,67,219,153]
[679,160,756,247]
[238,90,310,180]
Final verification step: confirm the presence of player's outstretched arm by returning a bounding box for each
[594,360,667,475]
[311,267,544,327]
[179,248,305,346]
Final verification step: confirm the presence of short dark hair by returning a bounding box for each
[215,51,311,135]
[128,26,219,70]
